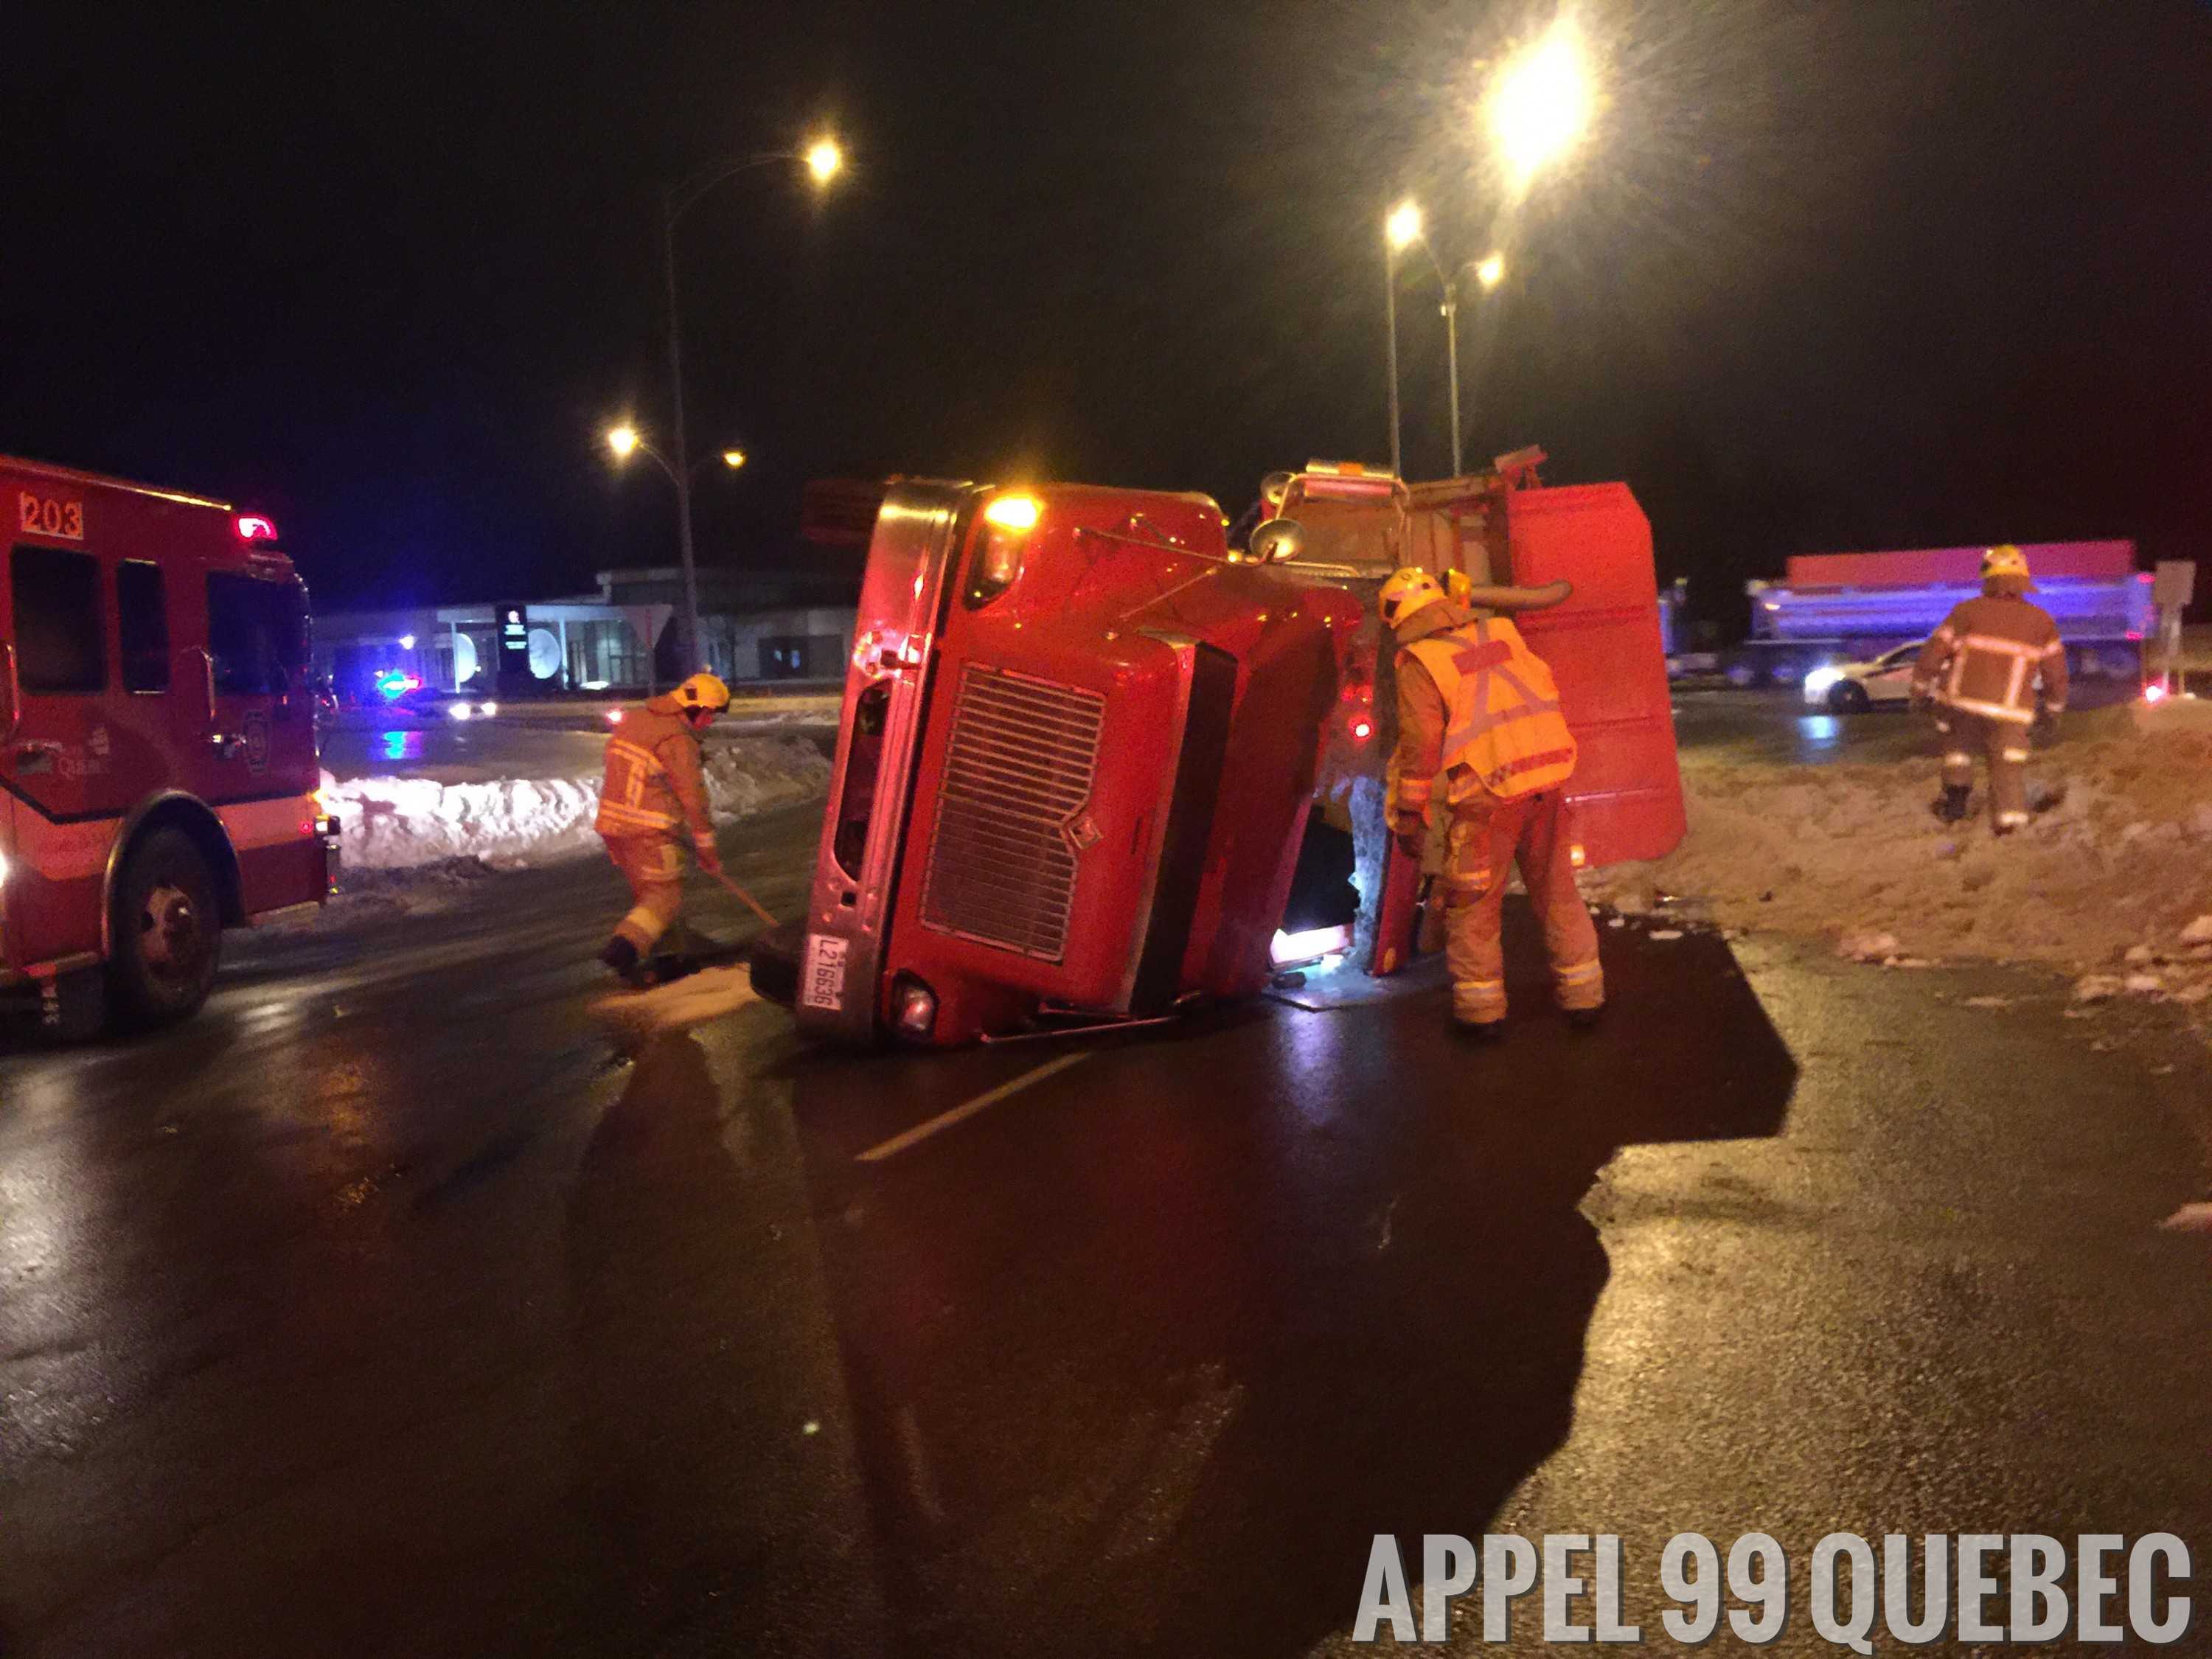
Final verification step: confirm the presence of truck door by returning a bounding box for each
[1,532,135,966]
[200,571,316,912]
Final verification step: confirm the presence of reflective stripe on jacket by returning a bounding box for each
[1912,594,2067,726]
[1394,614,1579,807]
[594,697,714,843]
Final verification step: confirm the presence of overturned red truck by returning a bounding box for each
[754,454,1683,1045]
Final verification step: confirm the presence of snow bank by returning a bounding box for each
[1582,716,2212,996]
[322,736,830,871]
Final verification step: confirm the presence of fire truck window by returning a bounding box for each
[207,574,309,696]
[116,561,170,692]
[10,544,106,693]
[831,683,890,877]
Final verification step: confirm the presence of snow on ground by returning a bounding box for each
[1582,701,2212,1008]
[321,735,831,872]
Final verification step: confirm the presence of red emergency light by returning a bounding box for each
[1349,716,1375,742]
[236,515,279,541]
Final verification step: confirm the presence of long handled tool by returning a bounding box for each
[703,866,781,930]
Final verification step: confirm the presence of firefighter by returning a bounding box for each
[1910,544,2068,834]
[1380,567,1604,1037]
[595,672,732,985]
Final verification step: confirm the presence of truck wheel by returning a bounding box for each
[747,917,804,1006]
[108,828,223,1027]
[1827,681,1871,713]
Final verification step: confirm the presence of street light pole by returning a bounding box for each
[642,139,843,682]
[1441,279,1463,478]
[658,187,704,677]
[1385,245,1403,480]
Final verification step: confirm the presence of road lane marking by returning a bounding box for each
[855,1051,1092,1164]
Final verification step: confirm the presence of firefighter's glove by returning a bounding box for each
[1390,808,1427,853]
[694,837,723,877]
[2031,706,2057,740]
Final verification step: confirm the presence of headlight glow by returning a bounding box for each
[1803,667,1844,695]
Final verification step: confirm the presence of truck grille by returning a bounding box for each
[922,664,1105,961]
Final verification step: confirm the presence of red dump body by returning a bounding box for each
[1505,483,1685,865]
[1784,541,2134,588]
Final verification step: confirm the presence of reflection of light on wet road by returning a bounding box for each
[1795,714,1843,757]
[379,729,424,763]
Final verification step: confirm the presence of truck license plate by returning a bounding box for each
[801,934,847,1011]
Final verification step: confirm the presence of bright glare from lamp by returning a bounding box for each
[1489,21,1593,191]
[806,138,844,184]
[607,424,640,459]
[984,494,1042,531]
[397,633,416,650]
[722,448,748,470]
[1475,252,1506,289]
[1385,200,1423,251]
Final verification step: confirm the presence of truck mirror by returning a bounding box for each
[1249,518,1305,564]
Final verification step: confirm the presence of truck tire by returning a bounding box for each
[108,828,223,1027]
[748,917,804,1006]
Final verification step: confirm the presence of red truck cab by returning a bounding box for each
[0,458,336,1029]
[779,480,1361,1045]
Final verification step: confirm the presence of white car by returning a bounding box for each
[1801,641,1924,712]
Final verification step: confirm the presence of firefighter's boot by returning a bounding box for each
[599,936,655,990]
[1932,784,1971,824]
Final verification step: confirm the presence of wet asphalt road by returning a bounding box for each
[4,805,2211,1657]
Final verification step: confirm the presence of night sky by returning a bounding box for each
[6,1,2210,625]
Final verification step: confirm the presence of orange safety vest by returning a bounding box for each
[1403,616,1579,802]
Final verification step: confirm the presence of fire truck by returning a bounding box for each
[756,455,1682,1046]
[0,457,337,1030]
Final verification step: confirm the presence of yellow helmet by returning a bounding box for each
[672,671,732,713]
[1980,544,2031,584]
[1377,567,1449,630]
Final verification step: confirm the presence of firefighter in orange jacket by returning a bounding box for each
[1911,544,2068,834]
[595,672,732,984]
[1380,568,1604,1037]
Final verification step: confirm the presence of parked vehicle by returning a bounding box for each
[1801,640,1927,712]
[1721,541,2151,688]
[1,457,337,1029]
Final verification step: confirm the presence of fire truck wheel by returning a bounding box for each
[110,829,223,1027]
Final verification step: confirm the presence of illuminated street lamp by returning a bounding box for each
[1394,213,1509,478]
[1489,21,1593,195]
[1382,200,1423,479]
[721,448,748,470]
[646,136,844,672]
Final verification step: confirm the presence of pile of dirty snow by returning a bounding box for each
[322,736,830,871]
[1582,711,2212,1001]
